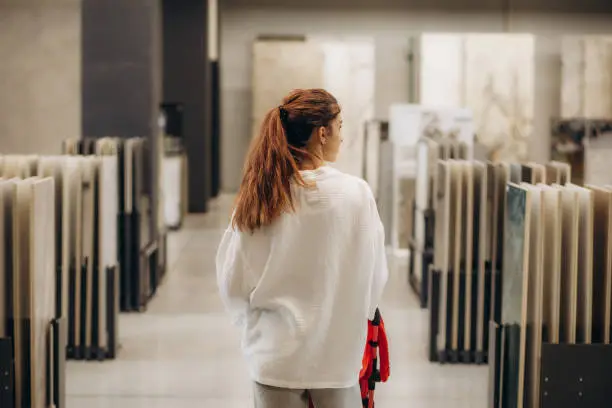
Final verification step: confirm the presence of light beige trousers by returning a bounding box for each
[253,382,362,408]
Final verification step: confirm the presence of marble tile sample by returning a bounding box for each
[584,135,612,186]
[398,177,416,250]
[251,40,325,140]
[561,36,612,118]
[523,184,545,408]
[550,161,571,185]
[559,186,579,344]
[36,156,66,319]
[463,34,535,162]
[474,161,488,352]
[322,39,375,177]
[545,163,561,185]
[500,183,531,408]
[491,163,509,321]
[364,121,382,196]
[509,163,522,184]
[566,184,594,344]
[251,38,375,179]
[586,185,612,343]
[30,178,56,408]
[435,161,451,352]
[419,33,535,162]
[80,158,96,352]
[450,161,464,351]
[540,185,562,344]
[97,155,118,351]
[462,162,475,352]
[501,183,530,325]
[13,177,35,408]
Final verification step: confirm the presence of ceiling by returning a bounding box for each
[222,0,612,14]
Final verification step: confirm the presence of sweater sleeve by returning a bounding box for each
[365,185,389,320]
[216,226,252,327]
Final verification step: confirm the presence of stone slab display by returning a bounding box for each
[474,161,489,353]
[559,185,579,344]
[565,184,594,344]
[523,183,545,408]
[586,185,612,343]
[540,184,562,344]
[501,182,531,408]
[450,161,464,351]
[434,161,452,353]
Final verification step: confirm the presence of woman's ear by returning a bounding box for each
[318,126,327,145]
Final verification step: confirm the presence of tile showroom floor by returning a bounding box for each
[66,195,487,408]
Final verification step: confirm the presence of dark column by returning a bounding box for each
[162,0,212,212]
[82,0,162,138]
[82,0,163,235]
[209,0,221,198]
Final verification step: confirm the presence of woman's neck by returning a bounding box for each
[299,157,325,171]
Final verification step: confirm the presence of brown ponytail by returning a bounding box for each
[232,88,340,233]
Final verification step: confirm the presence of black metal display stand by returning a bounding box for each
[67,265,118,361]
[488,322,612,408]
[428,265,500,365]
[0,337,14,408]
[408,201,435,309]
[0,318,67,408]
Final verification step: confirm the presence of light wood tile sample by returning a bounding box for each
[586,185,612,343]
[559,186,579,344]
[566,184,594,344]
[540,185,562,344]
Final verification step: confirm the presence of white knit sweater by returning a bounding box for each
[216,166,389,389]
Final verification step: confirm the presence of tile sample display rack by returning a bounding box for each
[408,137,469,308]
[0,173,67,408]
[425,160,572,366]
[489,179,612,408]
[1,153,120,364]
[63,138,168,313]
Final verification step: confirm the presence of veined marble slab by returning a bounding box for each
[251,40,324,140]
[501,182,531,408]
[419,33,535,162]
[561,36,612,118]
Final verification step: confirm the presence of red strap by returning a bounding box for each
[378,317,390,382]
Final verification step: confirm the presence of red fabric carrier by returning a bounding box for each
[308,308,389,408]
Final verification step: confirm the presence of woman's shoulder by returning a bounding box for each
[321,167,374,203]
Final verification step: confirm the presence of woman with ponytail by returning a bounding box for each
[216,89,389,408]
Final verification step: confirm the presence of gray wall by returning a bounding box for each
[0,0,81,154]
[220,9,612,192]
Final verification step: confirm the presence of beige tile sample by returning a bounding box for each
[474,162,488,352]
[566,184,594,344]
[523,184,545,408]
[462,162,474,352]
[586,185,612,343]
[451,161,463,351]
[559,186,579,344]
[435,161,452,352]
[540,185,562,344]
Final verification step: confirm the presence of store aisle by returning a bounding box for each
[66,195,487,408]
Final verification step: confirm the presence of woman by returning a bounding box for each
[216,88,389,408]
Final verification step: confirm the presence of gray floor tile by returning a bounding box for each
[66,194,487,407]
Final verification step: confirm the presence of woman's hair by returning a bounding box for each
[232,88,341,233]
